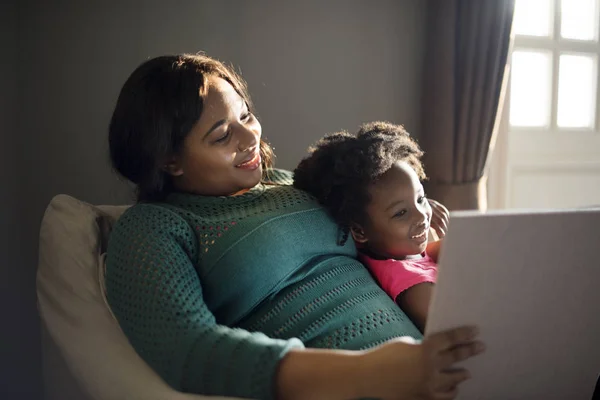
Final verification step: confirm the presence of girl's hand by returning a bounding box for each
[358,326,484,399]
[428,199,450,239]
[426,240,442,263]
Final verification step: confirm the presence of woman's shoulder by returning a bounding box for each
[117,201,184,221]
[112,202,194,240]
[108,202,199,263]
[263,168,294,185]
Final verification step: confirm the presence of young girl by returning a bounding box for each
[294,121,444,331]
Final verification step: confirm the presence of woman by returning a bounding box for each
[106,53,484,400]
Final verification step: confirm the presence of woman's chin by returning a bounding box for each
[234,166,263,187]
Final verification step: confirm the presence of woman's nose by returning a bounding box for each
[236,125,258,152]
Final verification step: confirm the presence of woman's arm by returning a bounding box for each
[106,204,303,400]
[275,348,363,400]
[276,326,484,400]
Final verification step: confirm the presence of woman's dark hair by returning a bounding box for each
[109,53,274,202]
[294,121,425,230]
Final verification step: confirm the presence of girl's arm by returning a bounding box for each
[396,283,435,332]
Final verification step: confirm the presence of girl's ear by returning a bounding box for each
[350,224,368,243]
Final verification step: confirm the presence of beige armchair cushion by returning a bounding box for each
[37,194,243,400]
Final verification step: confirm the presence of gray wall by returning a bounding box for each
[7,0,426,397]
[0,0,40,398]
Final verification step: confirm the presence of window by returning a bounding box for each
[489,0,600,209]
[511,0,599,131]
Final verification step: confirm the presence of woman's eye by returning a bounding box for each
[418,195,426,204]
[214,130,230,143]
[242,111,252,121]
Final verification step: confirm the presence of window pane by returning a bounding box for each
[513,0,553,37]
[561,0,599,41]
[510,51,553,127]
[557,54,597,128]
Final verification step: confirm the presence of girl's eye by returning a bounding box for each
[417,195,427,204]
[394,209,407,218]
[241,110,252,121]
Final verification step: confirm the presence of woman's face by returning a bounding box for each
[169,76,263,196]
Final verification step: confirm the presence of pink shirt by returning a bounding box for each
[359,252,438,301]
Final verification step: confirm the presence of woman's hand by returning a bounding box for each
[357,326,484,400]
[428,199,450,239]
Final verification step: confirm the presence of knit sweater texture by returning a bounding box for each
[105,169,421,399]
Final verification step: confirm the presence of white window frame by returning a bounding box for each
[512,2,600,136]
[488,0,600,209]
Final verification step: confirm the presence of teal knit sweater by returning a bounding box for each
[105,169,421,399]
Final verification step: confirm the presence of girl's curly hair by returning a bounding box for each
[293,121,426,229]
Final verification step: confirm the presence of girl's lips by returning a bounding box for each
[235,151,261,170]
[410,227,429,243]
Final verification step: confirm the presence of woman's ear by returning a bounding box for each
[163,157,184,177]
[350,224,368,244]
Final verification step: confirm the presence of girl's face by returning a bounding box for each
[168,76,263,196]
[352,161,432,259]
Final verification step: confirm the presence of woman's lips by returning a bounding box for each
[235,151,261,170]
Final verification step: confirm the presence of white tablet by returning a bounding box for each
[426,209,600,400]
